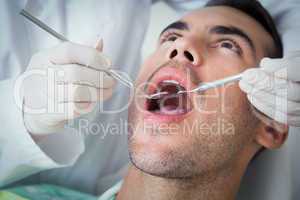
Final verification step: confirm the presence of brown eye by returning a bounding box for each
[167,35,177,42]
[218,39,242,55]
[160,32,181,44]
[221,42,234,49]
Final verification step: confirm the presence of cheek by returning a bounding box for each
[198,53,248,81]
[190,80,249,136]
[222,82,249,114]
[135,50,167,86]
[191,54,249,112]
[195,84,248,118]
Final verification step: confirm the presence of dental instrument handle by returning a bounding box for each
[179,73,243,94]
[20,9,69,42]
[20,9,133,88]
[107,69,134,88]
[202,73,243,90]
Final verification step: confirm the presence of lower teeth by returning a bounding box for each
[160,106,186,114]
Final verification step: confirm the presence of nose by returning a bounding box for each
[167,37,202,66]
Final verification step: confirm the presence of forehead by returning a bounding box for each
[182,6,263,33]
[180,6,273,55]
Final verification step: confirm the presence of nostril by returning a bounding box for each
[184,51,194,62]
[169,49,178,59]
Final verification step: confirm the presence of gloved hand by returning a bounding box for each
[239,51,300,127]
[21,41,116,135]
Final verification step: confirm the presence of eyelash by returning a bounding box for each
[216,38,243,55]
[160,31,243,55]
[160,31,180,43]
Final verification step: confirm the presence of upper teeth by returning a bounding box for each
[161,80,180,85]
[146,80,184,99]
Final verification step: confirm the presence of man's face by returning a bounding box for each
[128,6,274,178]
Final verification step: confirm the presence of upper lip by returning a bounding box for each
[146,64,197,97]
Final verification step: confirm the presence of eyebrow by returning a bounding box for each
[209,25,256,56]
[160,21,189,36]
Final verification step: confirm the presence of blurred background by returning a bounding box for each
[142,2,178,60]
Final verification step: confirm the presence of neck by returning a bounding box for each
[117,164,245,200]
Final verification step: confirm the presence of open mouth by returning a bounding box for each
[146,80,192,115]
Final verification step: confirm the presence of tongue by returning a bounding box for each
[158,94,188,115]
[160,105,186,114]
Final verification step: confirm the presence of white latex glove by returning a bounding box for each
[20,41,116,135]
[239,51,300,127]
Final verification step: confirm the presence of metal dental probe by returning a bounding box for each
[147,73,243,99]
[177,73,243,94]
[20,9,133,88]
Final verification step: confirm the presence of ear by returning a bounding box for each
[255,119,289,149]
[250,108,289,149]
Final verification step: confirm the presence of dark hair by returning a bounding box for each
[205,0,283,58]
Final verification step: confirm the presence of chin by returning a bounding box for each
[129,147,199,179]
[128,125,199,179]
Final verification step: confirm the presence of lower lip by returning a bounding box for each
[143,102,192,123]
[144,112,190,123]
